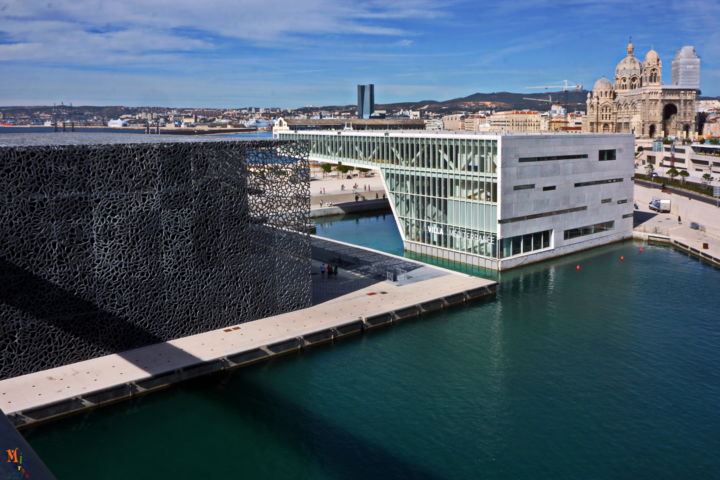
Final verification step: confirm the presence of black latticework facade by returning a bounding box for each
[0,135,310,379]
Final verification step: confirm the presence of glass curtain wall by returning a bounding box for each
[282,132,499,258]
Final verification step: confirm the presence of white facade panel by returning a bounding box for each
[497,134,634,268]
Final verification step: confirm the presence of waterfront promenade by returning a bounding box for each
[0,237,495,427]
[633,184,720,265]
[310,170,385,207]
[310,170,390,217]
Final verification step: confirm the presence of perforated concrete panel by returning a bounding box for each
[0,134,310,379]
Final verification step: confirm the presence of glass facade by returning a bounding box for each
[500,230,552,258]
[281,132,499,258]
[564,221,615,240]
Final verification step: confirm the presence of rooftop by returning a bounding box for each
[277,129,632,139]
[282,118,425,126]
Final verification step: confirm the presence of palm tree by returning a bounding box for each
[678,170,689,184]
[702,173,713,184]
[644,164,654,179]
[667,167,679,182]
[320,163,332,178]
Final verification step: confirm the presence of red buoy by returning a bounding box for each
[576,265,581,271]
[639,247,643,253]
[620,256,625,261]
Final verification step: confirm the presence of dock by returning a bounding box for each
[0,237,495,428]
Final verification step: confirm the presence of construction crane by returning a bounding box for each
[525,81,585,117]
[526,80,584,92]
[522,94,555,104]
[522,95,556,114]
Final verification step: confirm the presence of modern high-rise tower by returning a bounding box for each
[672,46,701,89]
[357,84,375,119]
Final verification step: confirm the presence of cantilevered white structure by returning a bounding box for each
[276,129,634,270]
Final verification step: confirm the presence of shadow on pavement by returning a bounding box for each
[633,210,658,228]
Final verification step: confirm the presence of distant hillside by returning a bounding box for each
[304,90,591,115]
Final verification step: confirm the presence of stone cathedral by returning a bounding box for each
[584,41,700,139]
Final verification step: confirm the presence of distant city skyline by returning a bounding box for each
[1,0,718,107]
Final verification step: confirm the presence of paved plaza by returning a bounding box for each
[310,168,386,209]
[634,184,720,260]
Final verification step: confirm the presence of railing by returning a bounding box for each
[279,129,619,137]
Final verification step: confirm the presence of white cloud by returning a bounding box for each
[0,0,443,67]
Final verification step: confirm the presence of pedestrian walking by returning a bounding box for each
[678,215,682,224]
[320,264,326,277]
[355,194,359,202]
[375,192,379,199]
[326,264,333,276]
[334,264,340,276]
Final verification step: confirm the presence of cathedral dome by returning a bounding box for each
[615,40,642,77]
[593,77,613,91]
[615,55,642,77]
[644,49,660,64]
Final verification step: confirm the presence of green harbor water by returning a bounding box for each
[25,213,720,479]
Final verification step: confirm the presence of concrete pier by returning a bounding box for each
[0,237,495,428]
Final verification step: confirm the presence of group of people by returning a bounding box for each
[320,263,339,277]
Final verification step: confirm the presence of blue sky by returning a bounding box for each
[1,0,718,107]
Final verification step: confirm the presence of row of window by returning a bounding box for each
[495,213,630,258]
[519,154,588,162]
[498,205,587,225]
[518,149,617,163]
[500,230,552,258]
[574,178,623,187]
[563,220,615,240]
[511,185,557,191]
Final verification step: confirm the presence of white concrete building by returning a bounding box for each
[277,130,634,270]
[638,141,720,181]
[496,134,634,269]
[488,110,544,133]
